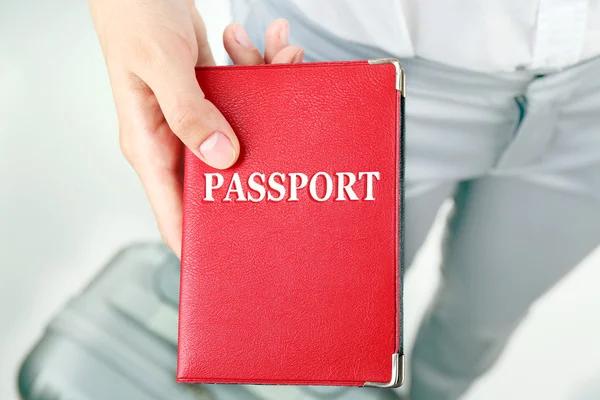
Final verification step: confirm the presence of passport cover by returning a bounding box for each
[178,59,405,387]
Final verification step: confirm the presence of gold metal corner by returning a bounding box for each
[368,58,406,97]
[363,353,405,388]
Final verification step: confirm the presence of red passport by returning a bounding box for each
[178,59,405,388]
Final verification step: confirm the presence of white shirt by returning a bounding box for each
[232,0,600,73]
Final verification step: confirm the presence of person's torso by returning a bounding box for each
[231,0,600,73]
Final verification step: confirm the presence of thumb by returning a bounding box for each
[137,51,239,170]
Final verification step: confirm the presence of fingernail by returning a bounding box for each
[199,131,236,169]
[279,21,289,46]
[292,49,304,64]
[233,23,254,49]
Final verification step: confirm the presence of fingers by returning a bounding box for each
[271,45,304,64]
[224,20,303,66]
[111,72,185,256]
[134,47,240,170]
[264,18,290,63]
[223,23,264,65]
[138,151,185,258]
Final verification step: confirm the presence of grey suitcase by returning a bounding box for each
[19,243,399,400]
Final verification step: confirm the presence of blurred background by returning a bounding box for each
[1,0,600,399]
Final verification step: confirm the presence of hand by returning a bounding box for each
[89,0,304,256]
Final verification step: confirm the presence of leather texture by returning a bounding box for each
[178,61,403,386]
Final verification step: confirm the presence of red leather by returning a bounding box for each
[178,61,402,386]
